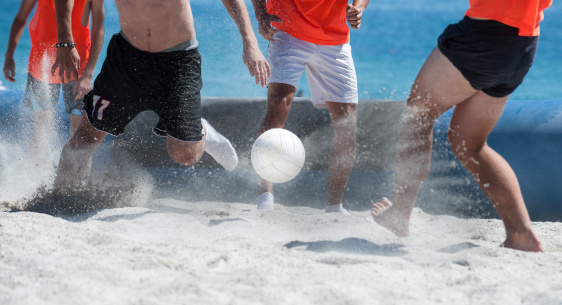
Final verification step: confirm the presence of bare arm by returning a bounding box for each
[250,0,282,42]
[3,0,37,82]
[347,0,370,29]
[74,0,105,99]
[221,0,270,87]
[51,0,80,83]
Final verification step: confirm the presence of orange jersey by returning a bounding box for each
[465,0,552,36]
[266,0,350,45]
[28,0,91,84]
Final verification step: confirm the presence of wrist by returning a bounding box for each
[55,42,76,48]
[81,71,93,79]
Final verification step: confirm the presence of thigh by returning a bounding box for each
[267,31,311,88]
[153,50,204,143]
[23,74,60,112]
[155,92,203,143]
[83,89,144,136]
[307,43,358,107]
[408,48,478,117]
[449,91,508,150]
[82,35,147,136]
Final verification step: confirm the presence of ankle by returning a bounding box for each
[257,192,274,210]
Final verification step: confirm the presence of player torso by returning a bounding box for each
[267,0,350,45]
[115,0,196,52]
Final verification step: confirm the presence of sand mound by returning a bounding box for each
[1,199,561,304]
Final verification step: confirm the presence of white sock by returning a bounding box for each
[325,204,351,215]
[201,118,238,171]
[257,192,274,210]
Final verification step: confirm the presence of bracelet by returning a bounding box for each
[55,42,77,48]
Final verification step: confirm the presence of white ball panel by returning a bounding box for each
[280,133,296,160]
[259,164,292,183]
[251,128,306,184]
[274,158,301,176]
[257,144,283,167]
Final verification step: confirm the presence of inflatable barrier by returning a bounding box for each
[0,91,560,220]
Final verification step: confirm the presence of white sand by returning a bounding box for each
[1,199,562,305]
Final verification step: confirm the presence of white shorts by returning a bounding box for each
[267,31,358,108]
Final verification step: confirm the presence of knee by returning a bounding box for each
[333,123,357,141]
[264,107,290,124]
[66,133,101,151]
[447,131,484,162]
[448,132,465,160]
[169,151,201,166]
[331,105,357,134]
[401,106,433,133]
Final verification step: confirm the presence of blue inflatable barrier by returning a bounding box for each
[0,90,560,221]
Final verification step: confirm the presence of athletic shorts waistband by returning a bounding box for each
[159,37,199,52]
[118,31,199,53]
[460,16,519,36]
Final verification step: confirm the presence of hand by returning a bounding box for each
[3,57,16,82]
[73,74,92,100]
[51,46,80,84]
[346,4,365,29]
[257,13,282,42]
[243,45,271,87]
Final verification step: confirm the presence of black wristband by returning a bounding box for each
[55,43,77,48]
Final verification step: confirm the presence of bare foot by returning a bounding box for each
[371,197,410,237]
[501,231,544,252]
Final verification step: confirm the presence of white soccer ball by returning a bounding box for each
[251,128,305,183]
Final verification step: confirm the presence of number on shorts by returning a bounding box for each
[92,95,111,121]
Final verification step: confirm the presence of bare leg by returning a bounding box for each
[54,113,107,186]
[166,126,206,166]
[69,113,82,136]
[257,83,297,200]
[372,48,477,236]
[449,92,543,252]
[166,119,238,171]
[28,111,56,166]
[325,101,357,206]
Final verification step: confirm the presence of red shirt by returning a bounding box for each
[267,0,350,45]
[28,0,91,84]
[465,0,552,36]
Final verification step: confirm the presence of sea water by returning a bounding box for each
[0,0,561,100]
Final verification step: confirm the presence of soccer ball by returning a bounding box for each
[251,128,305,183]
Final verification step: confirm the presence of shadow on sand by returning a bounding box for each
[285,237,407,257]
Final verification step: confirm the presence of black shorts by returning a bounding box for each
[437,16,539,98]
[84,33,203,142]
[23,74,83,114]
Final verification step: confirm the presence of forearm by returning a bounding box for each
[55,0,75,42]
[5,18,27,58]
[250,0,268,21]
[221,0,259,48]
[82,31,103,78]
[82,8,104,78]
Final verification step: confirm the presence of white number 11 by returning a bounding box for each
[92,95,111,120]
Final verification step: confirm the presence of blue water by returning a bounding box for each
[1,0,561,100]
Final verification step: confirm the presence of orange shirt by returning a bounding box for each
[266,0,350,45]
[28,0,91,84]
[465,0,552,36]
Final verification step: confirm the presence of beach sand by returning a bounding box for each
[1,198,561,305]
